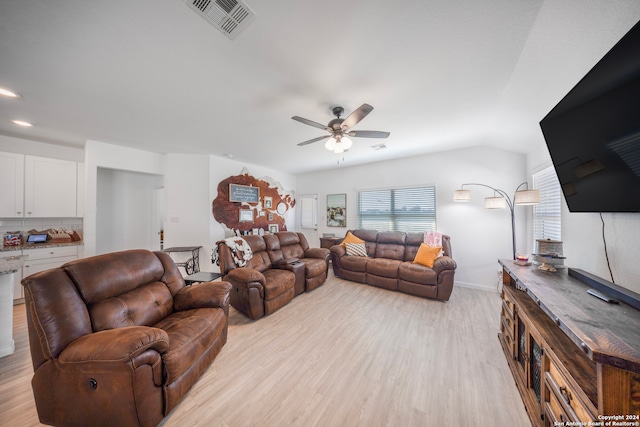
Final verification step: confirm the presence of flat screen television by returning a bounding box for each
[539,20,640,212]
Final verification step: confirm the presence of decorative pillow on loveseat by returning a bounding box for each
[345,242,368,257]
[341,231,365,247]
[413,243,442,268]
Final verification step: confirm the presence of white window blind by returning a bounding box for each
[357,186,436,232]
[533,166,562,242]
[298,194,317,229]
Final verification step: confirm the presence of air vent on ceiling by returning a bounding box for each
[185,0,255,40]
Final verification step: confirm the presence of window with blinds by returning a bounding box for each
[298,194,317,229]
[532,166,562,242]
[357,186,436,232]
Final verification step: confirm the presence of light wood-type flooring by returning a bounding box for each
[0,272,531,426]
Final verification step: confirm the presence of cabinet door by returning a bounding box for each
[0,152,25,217]
[24,156,77,217]
[23,256,77,280]
[12,265,23,301]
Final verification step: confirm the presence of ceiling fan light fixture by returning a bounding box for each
[341,136,353,150]
[324,137,336,151]
[333,140,344,154]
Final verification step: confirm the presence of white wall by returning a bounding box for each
[296,146,528,292]
[163,154,212,273]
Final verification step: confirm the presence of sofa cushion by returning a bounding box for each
[339,254,369,272]
[398,262,438,285]
[90,281,174,331]
[345,242,368,257]
[300,258,328,277]
[262,269,295,300]
[413,243,442,268]
[367,258,402,278]
[404,232,424,261]
[154,308,226,384]
[64,250,165,304]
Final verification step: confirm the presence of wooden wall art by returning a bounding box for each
[212,168,295,236]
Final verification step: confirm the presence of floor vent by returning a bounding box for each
[185,0,255,40]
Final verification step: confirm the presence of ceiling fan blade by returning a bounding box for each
[348,130,390,138]
[297,135,331,146]
[292,116,331,131]
[340,103,374,130]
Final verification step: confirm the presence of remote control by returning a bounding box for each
[587,289,619,304]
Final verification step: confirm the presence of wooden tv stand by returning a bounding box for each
[498,259,640,426]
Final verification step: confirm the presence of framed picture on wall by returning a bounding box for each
[239,209,254,222]
[327,193,346,227]
[268,224,279,234]
[263,196,273,209]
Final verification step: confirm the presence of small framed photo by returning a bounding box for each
[263,196,273,209]
[268,224,279,234]
[268,213,274,221]
[239,209,254,222]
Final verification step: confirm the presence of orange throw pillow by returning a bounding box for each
[413,243,442,268]
[340,231,365,247]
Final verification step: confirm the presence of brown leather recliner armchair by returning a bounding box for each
[21,249,232,427]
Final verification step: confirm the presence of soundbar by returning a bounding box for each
[569,268,640,311]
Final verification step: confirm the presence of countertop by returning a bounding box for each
[1,241,84,253]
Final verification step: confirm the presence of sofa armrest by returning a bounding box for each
[433,256,457,275]
[304,247,330,260]
[330,245,346,257]
[225,267,265,285]
[59,326,169,364]
[174,281,232,311]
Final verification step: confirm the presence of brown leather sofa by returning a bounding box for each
[330,229,457,301]
[21,249,232,427]
[217,231,330,320]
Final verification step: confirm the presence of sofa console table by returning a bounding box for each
[498,259,640,426]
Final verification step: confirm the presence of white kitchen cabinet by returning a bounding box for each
[20,246,79,296]
[11,262,23,302]
[0,152,25,218]
[24,156,77,217]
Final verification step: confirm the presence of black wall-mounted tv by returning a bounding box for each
[539,20,640,212]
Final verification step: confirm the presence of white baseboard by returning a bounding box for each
[0,340,15,358]
[455,280,500,293]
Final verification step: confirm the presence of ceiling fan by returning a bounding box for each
[292,103,390,153]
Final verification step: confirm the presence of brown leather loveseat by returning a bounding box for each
[22,249,232,427]
[330,229,457,301]
[217,231,330,320]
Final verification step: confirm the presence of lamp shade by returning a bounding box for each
[324,137,336,151]
[484,196,506,209]
[514,189,541,205]
[334,140,344,154]
[453,189,471,202]
[341,136,353,150]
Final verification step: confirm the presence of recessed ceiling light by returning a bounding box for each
[12,120,33,127]
[0,87,20,97]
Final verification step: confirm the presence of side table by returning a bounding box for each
[184,271,223,286]
[163,246,202,275]
[319,237,343,249]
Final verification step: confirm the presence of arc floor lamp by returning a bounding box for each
[453,182,540,260]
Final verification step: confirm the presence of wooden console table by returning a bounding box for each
[498,259,640,426]
[319,237,343,249]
